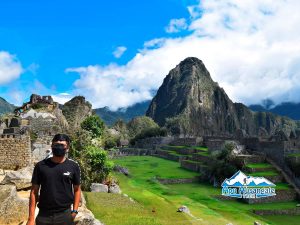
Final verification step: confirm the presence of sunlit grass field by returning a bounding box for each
[85,156,300,225]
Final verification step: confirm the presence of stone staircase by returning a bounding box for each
[241,155,297,204]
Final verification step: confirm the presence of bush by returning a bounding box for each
[81,115,105,138]
[69,131,114,190]
[127,116,159,138]
[130,127,168,146]
[206,144,239,185]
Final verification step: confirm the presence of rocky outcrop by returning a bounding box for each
[0,166,33,190]
[0,185,28,224]
[108,183,121,194]
[62,96,93,131]
[75,193,104,225]
[90,183,109,193]
[146,57,299,136]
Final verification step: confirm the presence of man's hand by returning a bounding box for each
[26,218,35,225]
[71,212,77,220]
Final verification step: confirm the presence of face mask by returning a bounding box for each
[52,144,66,157]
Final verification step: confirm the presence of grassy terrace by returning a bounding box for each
[192,146,208,151]
[286,153,300,157]
[169,152,190,157]
[194,151,209,156]
[246,163,274,169]
[86,156,300,225]
[113,156,199,179]
[275,182,293,190]
[182,159,207,165]
[165,145,187,148]
[249,170,279,177]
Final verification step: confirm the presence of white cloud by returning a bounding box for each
[52,93,73,104]
[165,18,188,33]
[26,63,40,75]
[0,51,23,84]
[67,0,300,109]
[113,46,127,58]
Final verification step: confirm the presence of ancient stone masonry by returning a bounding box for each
[14,94,56,115]
[0,135,31,170]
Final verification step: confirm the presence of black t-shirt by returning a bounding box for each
[31,158,81,213]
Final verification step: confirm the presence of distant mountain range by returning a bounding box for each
[94,101,151,126]
[0,97,16,115]
[249,102,300,120]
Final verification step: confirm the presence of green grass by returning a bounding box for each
[86,156,300,225]
[85,192,161,225]
[183,160,206,166]
[113,156,199,179]
[249,171,279,177]
[262,215,300,225]
[195,152,209,156]
[165,145,188,148]
[192,146,208,151]
[169,152,190,157]
[286,153,300,157]
[275,182,292,190]
[246,163,273,169]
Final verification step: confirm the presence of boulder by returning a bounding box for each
[75,208,103,225]
[0,185,28,224]
[90,183,108,193]
[0,166,33,190]
[177,205,190,214]
[75,191,104,225]
[113,164,129,176]
[108,183,121,194]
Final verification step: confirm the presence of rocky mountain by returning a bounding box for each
[0,97,16,115]
[94,101,151,126]
[62,96,93,131]
[249,102,300,120]
[146,57,300,136]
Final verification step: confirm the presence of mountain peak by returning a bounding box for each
[146,58,299,136]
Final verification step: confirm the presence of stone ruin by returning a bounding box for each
[0,117,31,170]
[14,94,56,115]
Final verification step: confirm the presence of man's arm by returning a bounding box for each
[26,184,40,225]
[71,184,81,219]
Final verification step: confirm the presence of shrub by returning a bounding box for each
[130,127,168,146]
[81,115,105,138]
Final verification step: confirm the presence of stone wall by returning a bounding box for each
[244,137,288,167]
[32,136,52,162]
[206,139,226,153]
[157,177,200,184]
[30,117,58,135]
[134,137,174,149]
[0,135,31,170]
[253,207,300,216]
[242,189,296,204]
[169,137,203,146]
[109,148,155,158]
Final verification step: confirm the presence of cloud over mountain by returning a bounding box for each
[65,0,300,109]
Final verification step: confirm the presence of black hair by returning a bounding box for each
[52,133,71,145]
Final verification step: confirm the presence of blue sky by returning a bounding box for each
[0,0,194,103]
[1,0,300,109]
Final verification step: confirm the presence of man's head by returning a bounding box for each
[51,134,71,157]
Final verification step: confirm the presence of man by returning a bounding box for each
[26,134,81,225]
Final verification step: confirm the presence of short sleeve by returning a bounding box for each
[31,164,41,185]
[72,163,81,185]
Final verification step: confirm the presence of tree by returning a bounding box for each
[81,115,105,138]
[127,116,159,138]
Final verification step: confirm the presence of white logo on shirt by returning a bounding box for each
[63,171,71,176]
